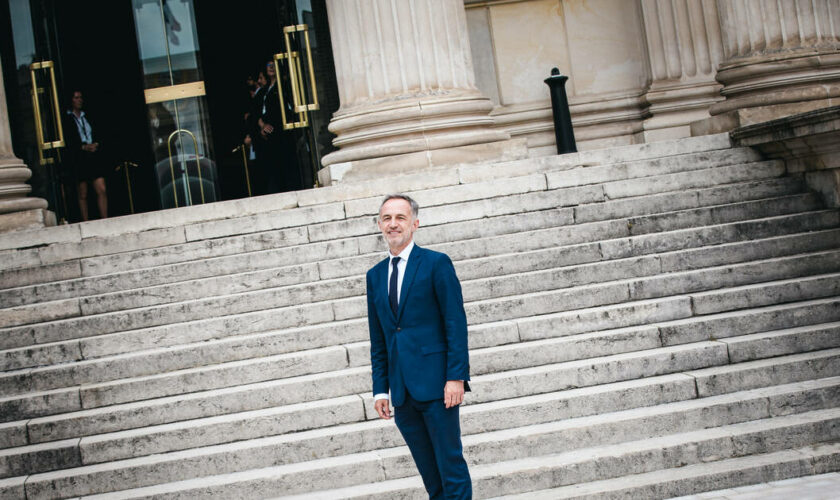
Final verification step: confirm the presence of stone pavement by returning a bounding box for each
[670,472,840,499]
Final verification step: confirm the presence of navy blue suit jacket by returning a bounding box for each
[367,245,470,407]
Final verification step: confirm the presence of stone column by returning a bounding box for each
[320,0,517,184]
[641,0,725,141]
[0,56,52,231]
[709,0,840,123]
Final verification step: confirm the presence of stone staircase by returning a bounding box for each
[0,133,838,499]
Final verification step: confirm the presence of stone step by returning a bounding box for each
[4,282,835,447]
[490,444,839,500]
[339,148,764,218]
[688,347,840,398]
[36,330,837,471]
[5,312,838,459]
[720,321,840,363]
[0,180,818,318]
[287,412,840,500]
[455,132,734,184]
[2,213,833,351]
[3,236,836,398]
[0,202,342,275]
[5,370,837,484]
[2,158,794,292]
[13,373,702,467]
[295,160,789,248]
[0,174,809,299]
[48,400,840,499]
[3,278,837,431]
[3,253,837,422]
[661,295,840,347]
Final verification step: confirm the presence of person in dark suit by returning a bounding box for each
[63,90,107,221]
[367,194,472,499]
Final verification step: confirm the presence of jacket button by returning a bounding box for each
[396,327,401,331]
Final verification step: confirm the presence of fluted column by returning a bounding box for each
[711,0,840,116]
[641,0,725,140]
[321,0,512,182]
[0,56,51,230]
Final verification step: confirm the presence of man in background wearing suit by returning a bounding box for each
[367,194,472,499]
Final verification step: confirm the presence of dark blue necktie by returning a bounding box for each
[389,256,401,316]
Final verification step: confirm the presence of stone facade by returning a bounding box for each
[3,0,840,221]
[454,0,840,156]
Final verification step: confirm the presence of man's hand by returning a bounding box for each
[444,380,464,408]
[374,398,391,420]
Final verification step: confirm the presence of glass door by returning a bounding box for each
[272,0,338,189]
[132,0,217,209]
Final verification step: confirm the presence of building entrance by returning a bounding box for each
[0,0,338,223]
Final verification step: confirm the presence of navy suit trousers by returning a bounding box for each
[395,391,472,499]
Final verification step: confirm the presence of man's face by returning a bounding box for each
[266,62,276,78]
[72,92,83,111]
[378,198,419,254]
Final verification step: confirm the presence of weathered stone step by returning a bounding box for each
[0,202,343,276]
[14,159,793,291]
[490,444,839,499]
[339,148,764,218]
[456,132,734,184]
[291,412,840,500]
[0,174,808,301]
[3,233,836,391]
[51,402,840,499]
[4,328,837,480]
[661,295,840,347]
[720,321,840,363]
[3,213,832,347]
[0,181,818,322]
[688,347,840,397]
[5,282,835,447]
[3,246,837,414]
[18,373,704,468]
[6,371,838,487]
[299,160,789,247]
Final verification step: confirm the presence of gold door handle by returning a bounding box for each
[29,60,65,165]
[273,51,308,130]
[274,24,320,130]
[283,24,319,113]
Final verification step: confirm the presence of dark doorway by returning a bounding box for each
[194,0,339,197]
[51,0,157,218]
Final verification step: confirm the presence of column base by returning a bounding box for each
[0,208,56,233]
[318,138,528,186]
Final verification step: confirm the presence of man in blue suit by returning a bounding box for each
[367,194,472,499]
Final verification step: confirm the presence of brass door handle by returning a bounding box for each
[284,24,319,113]
[29,60,65,165]
[274,24,320,130]
[273,51,308,130]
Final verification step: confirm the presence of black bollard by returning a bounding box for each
[544,67,577,154]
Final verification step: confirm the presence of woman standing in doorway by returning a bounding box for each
[64,90,108,221]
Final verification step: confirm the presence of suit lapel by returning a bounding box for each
[374,260,395,322]
[397,246,421,321]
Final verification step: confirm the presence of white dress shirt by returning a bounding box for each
[374,240,414,403]
[69,110,93,144]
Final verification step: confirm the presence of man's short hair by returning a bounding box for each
[380,194,419,219]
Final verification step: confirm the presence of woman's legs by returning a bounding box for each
[77,181,89,221]
[93,177,107,219]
